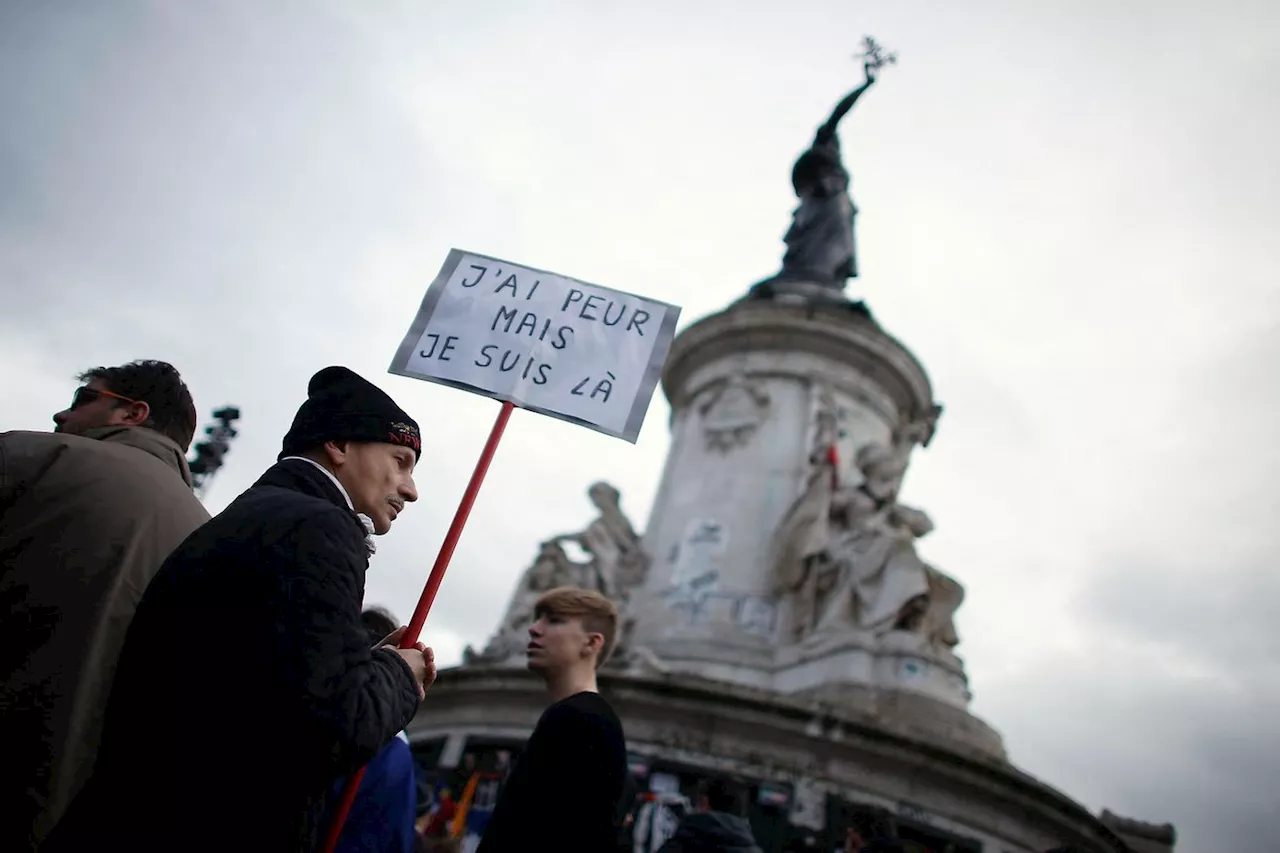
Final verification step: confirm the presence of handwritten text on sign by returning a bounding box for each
[389,250,681,443]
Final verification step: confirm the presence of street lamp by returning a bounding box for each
[189,406,241,498]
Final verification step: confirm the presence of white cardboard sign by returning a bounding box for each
[389,249,681,443]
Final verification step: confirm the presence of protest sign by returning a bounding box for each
[324,252,680,852]
[389,249,681,443]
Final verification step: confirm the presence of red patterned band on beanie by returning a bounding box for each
[387,422,422,454]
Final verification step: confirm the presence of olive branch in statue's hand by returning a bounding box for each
[857,35,898,83]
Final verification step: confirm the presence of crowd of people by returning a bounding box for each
[0,359,1060,853]
[0,360,632,852]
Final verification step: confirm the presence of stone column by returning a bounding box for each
[627,296,939,691]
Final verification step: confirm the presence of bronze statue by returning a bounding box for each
[762,38,896,295]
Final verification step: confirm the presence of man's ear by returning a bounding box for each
[584,632,604,658]
[120,400,151,427]
[321,439,350,466]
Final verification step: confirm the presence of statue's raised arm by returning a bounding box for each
[816,36,895,145]
[816,63,877,143]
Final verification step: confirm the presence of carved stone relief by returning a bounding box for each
[700,374,770,451]
[770,403,963,653]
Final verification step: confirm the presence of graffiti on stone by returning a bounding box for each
[661,520,781,637]
[664,518,727,622]
[664,571,721,623]
[900,659,926,682]
[897,801,935,826]
[734,596,778,637]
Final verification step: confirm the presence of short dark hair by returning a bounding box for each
[697,778,747,816]
[80,360,197,451]
[361,607,399,645]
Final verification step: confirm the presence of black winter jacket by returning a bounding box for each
[45,460,420,852]
[658,811,763,853]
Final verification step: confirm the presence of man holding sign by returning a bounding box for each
[47,367,435,852]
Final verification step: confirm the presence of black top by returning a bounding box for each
[478,691,627,853]
[45,460,420,852]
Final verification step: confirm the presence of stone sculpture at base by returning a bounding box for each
[468,481,649,664]
[465,539,580,663]
[771,416,961,652]
[552,481,650,599]
[908,563,964,648]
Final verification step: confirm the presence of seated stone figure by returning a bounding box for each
[771,426,963,652]
[468,482,650,665]
[466,540,581,663]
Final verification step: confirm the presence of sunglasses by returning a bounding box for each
[70,386,142,411]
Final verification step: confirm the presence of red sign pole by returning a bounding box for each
[320,400,516,853]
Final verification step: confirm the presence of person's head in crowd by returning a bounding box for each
[280,366,422,534]
[852,808,903,852]
[362,607,399,646]
[526,587,619,682]
[695,777,748,817]
[53,359,197,450]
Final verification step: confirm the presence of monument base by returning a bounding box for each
[774,629,971,708]
[628,628,970,708]
[407,666,1135,853]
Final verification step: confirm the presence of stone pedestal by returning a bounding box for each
[773,629,970,708]
[627,294,967,707]
[447,288,1176,853]
[408,668,1131,853]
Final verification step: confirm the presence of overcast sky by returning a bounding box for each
[3,2,1277,850]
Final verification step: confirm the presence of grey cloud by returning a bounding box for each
[1079,557,1280,667]
[990,601,1280,845]
[988,321,1280,852]
[986,650,1279,851]
[0,1,437,336]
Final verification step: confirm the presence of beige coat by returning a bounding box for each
[0,426,210,848]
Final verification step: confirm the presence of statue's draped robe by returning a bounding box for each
[770,461,837,638]
[579,510,646,597]
[781,130,858,284]
[816,509,930,634]
[918,565,964,648]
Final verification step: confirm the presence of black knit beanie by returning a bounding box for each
[278,366,421,461]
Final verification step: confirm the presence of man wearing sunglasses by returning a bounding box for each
[52,383,147,434]
[0,359,210,851]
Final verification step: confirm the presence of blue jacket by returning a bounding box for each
[330,733,418,853]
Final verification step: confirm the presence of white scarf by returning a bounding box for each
[280,456,377,554]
